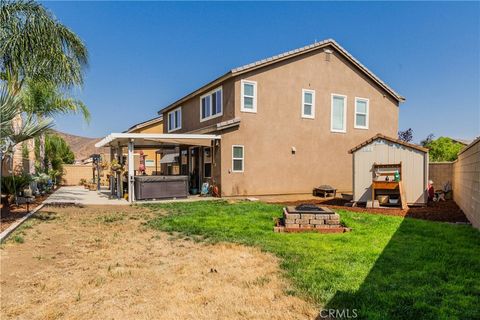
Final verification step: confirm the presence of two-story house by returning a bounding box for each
[159,39,405,197]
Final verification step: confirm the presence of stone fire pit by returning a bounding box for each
[274,204,350,233]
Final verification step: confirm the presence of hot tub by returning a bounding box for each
[134,175,188,200]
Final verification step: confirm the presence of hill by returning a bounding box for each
[53,130,105,161]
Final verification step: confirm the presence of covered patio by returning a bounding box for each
[95,133,221,203]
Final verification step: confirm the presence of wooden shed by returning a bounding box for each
[349,134,429,207]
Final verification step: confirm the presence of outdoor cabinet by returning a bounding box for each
[134,175,188,200]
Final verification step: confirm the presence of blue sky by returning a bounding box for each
[45,1,479,142]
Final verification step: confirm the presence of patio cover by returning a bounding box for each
[95,133,221,203]
[95,133,221,148]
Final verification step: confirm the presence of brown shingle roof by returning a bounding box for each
[158,39,405,115]
[348,134,428,154]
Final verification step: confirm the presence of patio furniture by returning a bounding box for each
[313,185,337,198]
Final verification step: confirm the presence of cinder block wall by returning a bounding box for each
[62,165,93,186]
[453,139,480,229]
[429,162,454,189]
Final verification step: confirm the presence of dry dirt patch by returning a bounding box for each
[0,205,316,320]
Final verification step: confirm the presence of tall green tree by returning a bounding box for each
[0,83,53,158]
[22,79,90,169]
[22,80,91,123]
[423,137,464,162]
[1,0,89,172]
[0,83,53,179]
[0,0,88,93]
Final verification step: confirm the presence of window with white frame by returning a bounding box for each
[301,89,315,119]
[354,97,369,129]
[203,147,212,178]
[241,80,257,113]
[168,107,182,132]
[331,94,347,133]
[232,145,244,172]
[200,87,222,121]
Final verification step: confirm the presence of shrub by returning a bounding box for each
[1,174,33,196]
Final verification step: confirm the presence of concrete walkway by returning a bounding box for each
[44,186,129,206]
[44,186,220,206]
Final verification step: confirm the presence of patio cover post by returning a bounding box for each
[116,145,122,199]
[110,147,115,195]
[127,140,135,203]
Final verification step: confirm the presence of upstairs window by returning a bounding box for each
[241,80,257,113]
[168,107,182,132]
[354,97,369,129]
[200,87,222,121]
[232,145,244,172]
[331,94,347,133]
[301,89,315,119]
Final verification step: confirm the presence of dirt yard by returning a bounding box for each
[0,205,316,320]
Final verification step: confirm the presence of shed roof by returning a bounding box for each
[158,39,405,115]
[348,134,428,154]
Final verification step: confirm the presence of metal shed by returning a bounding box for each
[349,134,429,206]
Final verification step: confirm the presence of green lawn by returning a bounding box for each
[145,201,480,320]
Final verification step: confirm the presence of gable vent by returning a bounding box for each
[324,49,333,61]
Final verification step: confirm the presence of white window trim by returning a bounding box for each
[199,86,223,122]
[240,80,257,113]
[330,94,347,133]
[354,97,369,129]
[301,89,315,119]
[167,107,182,133]
[232,145,244,173]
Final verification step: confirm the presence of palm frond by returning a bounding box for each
[0,0,88,89]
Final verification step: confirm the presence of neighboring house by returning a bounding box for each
[450,138,474,146]
[123,116,163,175]
[158,39,405,196]
[122,116,180,175]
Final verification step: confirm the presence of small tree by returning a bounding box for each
[423,137,464,162]
[420,134,435,147]
[398,128,413,142]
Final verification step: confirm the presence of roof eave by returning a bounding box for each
[157,71,232,115]
[158,39,405,114]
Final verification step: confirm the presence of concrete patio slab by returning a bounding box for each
[44,186,220,206]
[44,186,129,206]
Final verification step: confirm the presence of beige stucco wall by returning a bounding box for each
[62,165,93,186]
[129,120,164,174]
[164,79,236,134]
[453,139,480,229]
[351,139,428,204]
[429,162,454,190]
[161,46,400,196]
[220,48,399,196]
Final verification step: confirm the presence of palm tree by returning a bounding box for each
[0,0,88,93]
[21,79,90,169]
[22,80,91,122]
[1,0,89,171]
[0,83,53,175]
